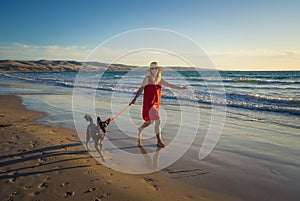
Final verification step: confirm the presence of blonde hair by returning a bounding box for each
[150,71,161,84]
[149,62,162,84]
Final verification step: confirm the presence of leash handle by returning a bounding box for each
[109,103,132,122]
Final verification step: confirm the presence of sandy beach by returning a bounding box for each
[0,69,299,201]
[1,0,299,200]
[0,95,238,201]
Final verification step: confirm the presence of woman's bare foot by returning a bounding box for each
[157,141,166,148]
[156,133,165,147]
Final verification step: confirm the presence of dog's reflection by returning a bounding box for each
[139,146,162,170]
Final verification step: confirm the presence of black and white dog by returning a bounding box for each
[84,114,110,155]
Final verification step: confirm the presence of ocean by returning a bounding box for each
[0,70,299,200]
[0,70,299,128]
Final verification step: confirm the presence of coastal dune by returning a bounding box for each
[0,95,236,201]
[0,60,137,72]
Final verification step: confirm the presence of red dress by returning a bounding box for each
[142,77,162,121]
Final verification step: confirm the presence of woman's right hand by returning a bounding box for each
[130,99,136,105]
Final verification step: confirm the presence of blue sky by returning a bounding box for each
[0,0,299,70]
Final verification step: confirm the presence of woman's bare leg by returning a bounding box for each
[138,120,153,146]
[155,120,165,147]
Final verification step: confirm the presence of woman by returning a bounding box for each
[130,62,188,147]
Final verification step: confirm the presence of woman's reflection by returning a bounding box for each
[139,146,162,170]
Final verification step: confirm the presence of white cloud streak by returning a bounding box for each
[0,43,299,70]
[207,49,300,58]
[0,42,92,61]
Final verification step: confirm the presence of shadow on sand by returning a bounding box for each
[0,143,92,181]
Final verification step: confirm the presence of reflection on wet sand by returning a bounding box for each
[139,146,162,170]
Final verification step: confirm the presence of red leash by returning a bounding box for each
[109,103,132,122]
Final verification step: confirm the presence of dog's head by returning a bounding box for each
[84,114,93,122]
[97,116,110,134]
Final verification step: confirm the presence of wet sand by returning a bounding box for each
[0,95,238,201]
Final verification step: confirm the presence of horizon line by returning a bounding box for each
[0,59,299,72]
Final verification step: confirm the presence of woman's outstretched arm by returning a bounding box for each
[160,78,188,90]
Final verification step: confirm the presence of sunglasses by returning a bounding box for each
[150,67,159,70]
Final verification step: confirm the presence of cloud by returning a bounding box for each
[207,49,300,57]
[1,43,299,70]
[87,47,189,66]
[283,50,300,57]
[0,42,92,60]
[204,49,300,70]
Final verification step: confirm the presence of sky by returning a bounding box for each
[0,0,299,70]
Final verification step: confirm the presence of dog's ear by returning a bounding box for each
[97,116,101,123]
[106,118,111,124]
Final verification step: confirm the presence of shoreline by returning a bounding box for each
[0,95,238,201]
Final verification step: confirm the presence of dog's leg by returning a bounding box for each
[94,138,101,153]
[95,138,106,161]
[99,134,105,150]
[86,132,91,151]
[99,140,103,151]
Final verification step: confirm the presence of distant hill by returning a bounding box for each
[0,60,215,72]
[0,60,139,72]
[0,60,80,72]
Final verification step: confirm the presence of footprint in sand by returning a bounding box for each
[61,181,70,187]
[39,182,48,189]
[144,178,153,182]
[90,178,102,184]
[97,192,112,199]
[24,185,32,190]
[106,180,113,185]
[148,183,159,191]
[269,168,280,175]
[8,192,18,200]
[17,149,28,153]
[34,191,41,196]
[65,191,75,197]
[31,140,38,148]
[86,169,96,174]
[84,187,96,193]
[144,178,159,191]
